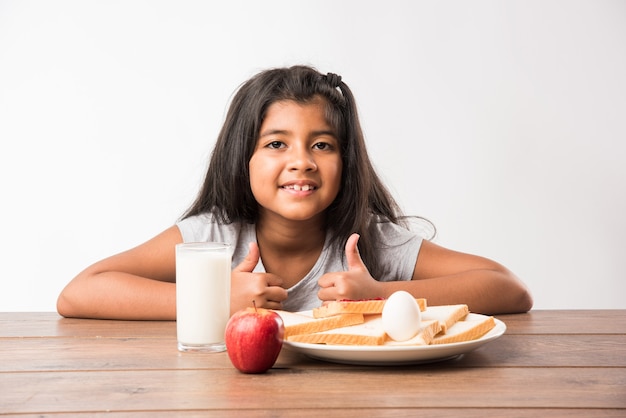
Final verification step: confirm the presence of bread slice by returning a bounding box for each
[421,304,469,334]
[287,315,388,345]
[383,319,442,346]
[274,310,365,338]
[313,298,427,319]
[431,315,496,344]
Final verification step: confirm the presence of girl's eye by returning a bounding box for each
[266,141,285,149]
[313,142,333,151]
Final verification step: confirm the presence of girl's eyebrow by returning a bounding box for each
[258,129,337,139]
[258,129,288,138]
[312,130,337,138]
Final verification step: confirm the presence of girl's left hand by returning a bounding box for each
[317,234,382,302]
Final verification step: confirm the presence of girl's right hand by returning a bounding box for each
[230,242,288,315]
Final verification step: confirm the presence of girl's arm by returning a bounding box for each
[318,234,533,315]
[404,240,533,314]
[56,226,182,320]
[58,226,289,320]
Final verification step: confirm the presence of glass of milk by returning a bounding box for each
[176,242,232,352]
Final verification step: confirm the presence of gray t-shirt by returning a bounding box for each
[176,213,423,312]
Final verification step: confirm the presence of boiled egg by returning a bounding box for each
[381,291,421,341]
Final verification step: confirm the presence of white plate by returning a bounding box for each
[283,313,506,365]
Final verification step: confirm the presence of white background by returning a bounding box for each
[1,0,624,312]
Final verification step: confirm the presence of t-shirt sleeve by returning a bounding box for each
[374,221,423,282]
[176,214,211,243]
[176,213,241,244]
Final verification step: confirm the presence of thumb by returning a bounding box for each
[345,233,367,272]
[233,242,260,273]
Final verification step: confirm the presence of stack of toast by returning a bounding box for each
[274,298,496,346]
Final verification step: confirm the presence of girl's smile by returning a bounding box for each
[281,180,318,194]
[249,98,342,224]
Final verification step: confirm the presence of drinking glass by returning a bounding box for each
[176,242,232,352]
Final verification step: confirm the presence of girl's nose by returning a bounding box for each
[288,146,317,172]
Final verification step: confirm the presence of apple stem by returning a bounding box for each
[252,300,257,312]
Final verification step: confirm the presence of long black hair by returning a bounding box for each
[183,65,409,278]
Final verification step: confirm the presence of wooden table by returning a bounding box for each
[1,310,625,417]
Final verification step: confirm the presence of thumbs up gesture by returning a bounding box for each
[230,242,288,315]
[317,233,383,303]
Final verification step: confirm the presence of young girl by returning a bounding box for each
[57,65,533,320]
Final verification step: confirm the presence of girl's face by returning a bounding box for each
[249,98,342,225]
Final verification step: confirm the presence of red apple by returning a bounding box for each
[225,305,285,374]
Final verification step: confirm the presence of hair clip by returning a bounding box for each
[325,73,342,88]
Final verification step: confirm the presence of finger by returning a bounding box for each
[249,284,288,311]
[265,286,289,303]
[317,271,333,289]
[317,272,343,300]
[317,279,345,302]
[232,242,260,273]
[317,286,333,303]
[257,300,285,311]
[345,233,367,272]
[264,273,284,288]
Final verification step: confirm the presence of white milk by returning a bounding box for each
[176,242,231,352]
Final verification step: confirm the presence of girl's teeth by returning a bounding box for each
[289,185,312,191]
